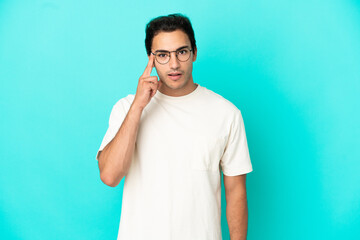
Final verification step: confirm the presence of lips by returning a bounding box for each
[168,72,182,80]
[168,72,182,76]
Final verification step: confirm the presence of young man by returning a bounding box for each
[96,13,253,240]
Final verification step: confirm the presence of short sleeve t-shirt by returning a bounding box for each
[96,83,253,240]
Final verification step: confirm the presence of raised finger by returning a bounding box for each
[142,53,155,77]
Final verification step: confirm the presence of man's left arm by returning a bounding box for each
[223,174,248,240]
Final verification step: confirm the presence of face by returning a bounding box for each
[150,29,197,96]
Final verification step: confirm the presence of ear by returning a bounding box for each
[192,47,197,62]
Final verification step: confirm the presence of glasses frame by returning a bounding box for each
[151,48,193,65]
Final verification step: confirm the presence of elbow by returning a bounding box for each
[98,152,126,187]
[100,171,125,187]
[100,172,118,187]
[98,153,118,187]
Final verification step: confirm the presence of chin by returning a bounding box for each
[161,78,181,87]
[170,80,188,90]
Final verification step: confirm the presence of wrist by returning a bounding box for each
[130,102,144,114]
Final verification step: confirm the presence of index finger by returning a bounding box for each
[142,53,155,77]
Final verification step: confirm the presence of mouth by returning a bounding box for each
[168,72,182,81]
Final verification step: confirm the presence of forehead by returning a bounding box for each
[152,29,191,51]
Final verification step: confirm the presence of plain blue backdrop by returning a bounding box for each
[1,0,359,239]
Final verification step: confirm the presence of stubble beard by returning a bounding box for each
[160,74,189,90]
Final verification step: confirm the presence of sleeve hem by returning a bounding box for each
[95,150,101,161]
[222,167,253,176]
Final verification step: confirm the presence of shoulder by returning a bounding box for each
[200,86,241,116]
[113,94,135,110]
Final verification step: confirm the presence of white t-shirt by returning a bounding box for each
[96,83,253,240]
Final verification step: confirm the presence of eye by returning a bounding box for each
[178,49,188,55]
[157,53,169,58]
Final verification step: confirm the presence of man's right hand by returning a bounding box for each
[133,54,162,110]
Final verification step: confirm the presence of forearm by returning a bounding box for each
[226,194,248,240]
[99,102,143,187]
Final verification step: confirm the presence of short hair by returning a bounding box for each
[145,13,197,56]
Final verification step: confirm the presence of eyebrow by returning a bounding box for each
[154,45,189,53]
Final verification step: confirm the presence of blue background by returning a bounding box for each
[1,0,359,239]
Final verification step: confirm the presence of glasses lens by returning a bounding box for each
[177,49,190,62]
[156,52,170,64]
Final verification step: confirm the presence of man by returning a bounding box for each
[96,13,253,240]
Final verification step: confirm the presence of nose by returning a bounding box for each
[168,52,180,69]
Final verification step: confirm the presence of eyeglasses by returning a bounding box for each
[151,47,193,64]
